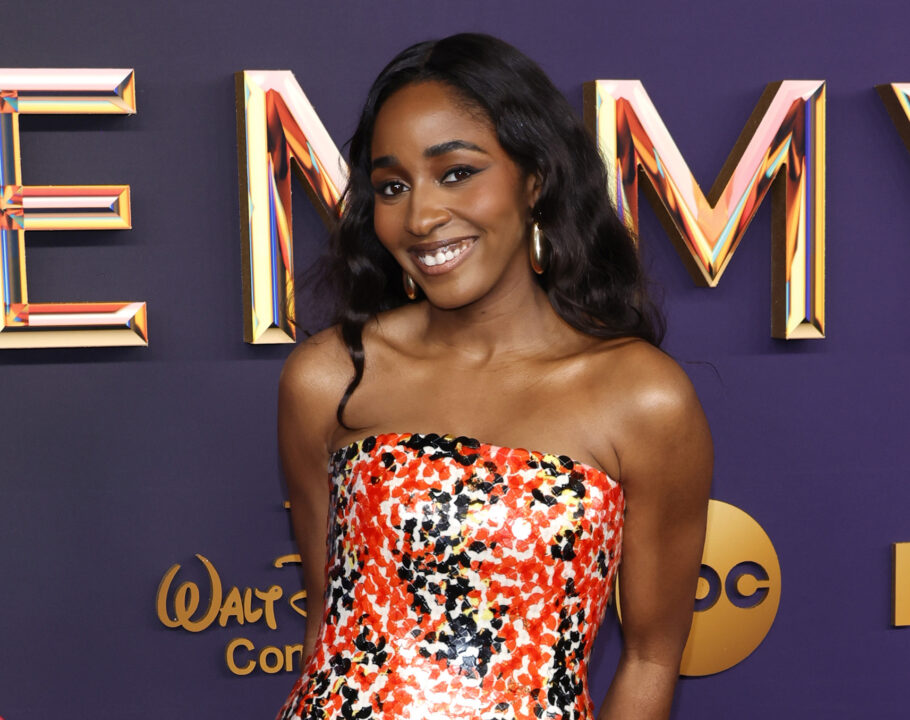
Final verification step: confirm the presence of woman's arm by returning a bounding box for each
[597,350,713,720]
[277,328,348,660]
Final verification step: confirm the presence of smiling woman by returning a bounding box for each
[276,33,712,720]
[370,81,539,308]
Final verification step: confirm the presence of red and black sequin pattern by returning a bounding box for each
[278,432,624,720]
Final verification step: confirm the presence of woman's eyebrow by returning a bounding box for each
[424,139,489,157]
[371,155,398,171]
[371,140,489,171]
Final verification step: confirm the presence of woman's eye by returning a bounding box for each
[376,181,407,197]
[441,166,475,184]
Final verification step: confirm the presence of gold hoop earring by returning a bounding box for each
[530,222,547,275]
[403,270,418,300]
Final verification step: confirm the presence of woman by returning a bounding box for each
[277,33,712,720]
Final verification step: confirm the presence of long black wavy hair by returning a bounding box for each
[323,33,665,427]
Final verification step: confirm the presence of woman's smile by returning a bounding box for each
[409,236,477,274]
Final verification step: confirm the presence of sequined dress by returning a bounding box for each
[278,432,624,720]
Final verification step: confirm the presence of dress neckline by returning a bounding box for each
[331,431,615,483]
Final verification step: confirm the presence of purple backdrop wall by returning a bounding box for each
[2,0,908,717]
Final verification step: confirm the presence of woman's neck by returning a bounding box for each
[417,273,581,366]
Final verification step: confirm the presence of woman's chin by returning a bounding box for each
[421,286,485,312]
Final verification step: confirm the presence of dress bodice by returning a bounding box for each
[278,432,624,720]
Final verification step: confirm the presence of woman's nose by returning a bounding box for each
[404,184,450,237]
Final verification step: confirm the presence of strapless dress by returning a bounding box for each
[278,432,624,720]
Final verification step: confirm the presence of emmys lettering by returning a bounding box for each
[156,553,308,676]
[894,542,910,626]
[4,70,910,348]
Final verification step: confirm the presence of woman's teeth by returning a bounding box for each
[416,239,472,267]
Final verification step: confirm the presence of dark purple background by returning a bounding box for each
[2,0,908,717]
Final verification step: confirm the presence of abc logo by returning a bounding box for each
[680,499,781,676]
[615,499,780,676]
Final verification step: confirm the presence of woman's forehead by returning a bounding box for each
[371,81,496,159]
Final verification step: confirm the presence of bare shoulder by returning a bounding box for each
[278,325,352,455]
[585,338,712,486]
[587,338,702,423]
[280,324,351,397]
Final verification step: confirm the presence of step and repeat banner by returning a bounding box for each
[2,0,909,718]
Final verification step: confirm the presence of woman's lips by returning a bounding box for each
[409,237,477,276]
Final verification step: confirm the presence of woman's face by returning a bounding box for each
[370,81,540,309]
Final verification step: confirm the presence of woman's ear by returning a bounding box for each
[526,172,543,209]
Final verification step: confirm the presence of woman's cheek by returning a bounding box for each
[372,205,400,249]
[466,182,522,226]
